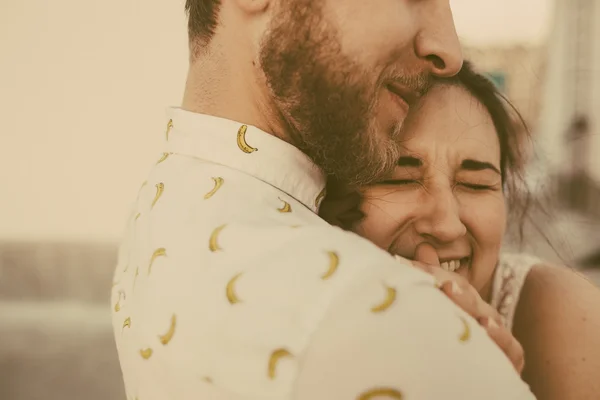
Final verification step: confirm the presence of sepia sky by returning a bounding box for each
[452,0,554,45]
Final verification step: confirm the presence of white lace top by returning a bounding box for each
[490,253,542,331]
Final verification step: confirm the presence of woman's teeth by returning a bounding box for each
[440,259,462,272]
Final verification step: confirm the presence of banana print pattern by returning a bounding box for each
[159,314,177,345]
[357,388,403,400]
[157,152,172,164]
[151,183,164,209]
[140,348,153,360]
[114,290,125,312]
[226,273,243,304]
[204,177,224,199]
[277,197,292,213]
[236,125,258,153]
[112,112,533,400]
[315,188,326,208]
[371,285,397,313]
[268,348,293,380]
[165,119,173,141]
[208,224,226,252]
[148,248,167,275]
[458,315,471,342]
[321,251,339,280]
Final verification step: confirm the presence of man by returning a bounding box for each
[111,1,536,399]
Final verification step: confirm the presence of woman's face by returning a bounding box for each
[355,84,506,295]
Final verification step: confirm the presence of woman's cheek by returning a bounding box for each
[460,193,507,244]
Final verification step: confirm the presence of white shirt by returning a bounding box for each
[111,108,536,400]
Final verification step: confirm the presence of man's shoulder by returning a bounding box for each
[210,222,435,292]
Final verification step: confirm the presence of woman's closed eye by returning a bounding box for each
[374,179,499,191]
[457,181,499,191]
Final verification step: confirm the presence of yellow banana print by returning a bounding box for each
[371,285,397,313]
[226,273,243,304]
[151,182,164,209]
[315,188,326,208]
[204,177,224,200]
[166,119,173,141]
[236,125,257,153]
[208,224,226,252]
[458,315,471,342]
[277,197,292,213]
[321,251,339,280]
[358,387,403,399]
[140,348,153,360]
[156,152,172,164]
[158,314,177,345]
[148,248,167,274]
[268,348,293,379]
[134,212,141,221]
[122,317,131,330]
[114,290,125,312]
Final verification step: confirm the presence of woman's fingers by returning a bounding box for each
[406,260,524,374]
[414,242,441,266]
[479,316,525,374]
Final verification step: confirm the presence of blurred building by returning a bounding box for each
[536,0,600,214]
[464,44,547,131]
[464,0,600,265]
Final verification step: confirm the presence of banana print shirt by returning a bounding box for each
[111,108,536,400]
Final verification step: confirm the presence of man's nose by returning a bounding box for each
[415,1,463,77]
[414,189,467,244]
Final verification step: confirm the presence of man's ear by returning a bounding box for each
[232,0,270,15]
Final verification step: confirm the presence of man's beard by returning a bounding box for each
[259,1,403,186]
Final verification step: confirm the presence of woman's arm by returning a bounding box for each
[514,264,600,400]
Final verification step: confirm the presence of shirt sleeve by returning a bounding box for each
[293,271,537,400]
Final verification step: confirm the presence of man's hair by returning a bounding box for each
[185,0,222,46]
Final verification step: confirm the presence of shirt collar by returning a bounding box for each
[164,107,327,213]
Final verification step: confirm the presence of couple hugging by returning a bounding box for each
[111,1,600,399]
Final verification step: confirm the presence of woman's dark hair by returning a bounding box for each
[320,60,534,246]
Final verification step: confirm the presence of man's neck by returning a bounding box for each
[181,43,288,143]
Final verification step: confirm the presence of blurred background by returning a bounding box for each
[0,0,599,399]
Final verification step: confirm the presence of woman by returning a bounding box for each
[320,61,600,400]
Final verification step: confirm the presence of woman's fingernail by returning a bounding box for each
[450,281,462,295]
[479,317,499,329]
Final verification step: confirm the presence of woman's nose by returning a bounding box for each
[413,188,467,244]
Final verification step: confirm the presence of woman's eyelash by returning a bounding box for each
[459,183,494,190]
[377,180,495,191]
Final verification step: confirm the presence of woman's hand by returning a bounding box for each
[403,244,525,374]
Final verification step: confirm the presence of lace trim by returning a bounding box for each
[490,253,540,331]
